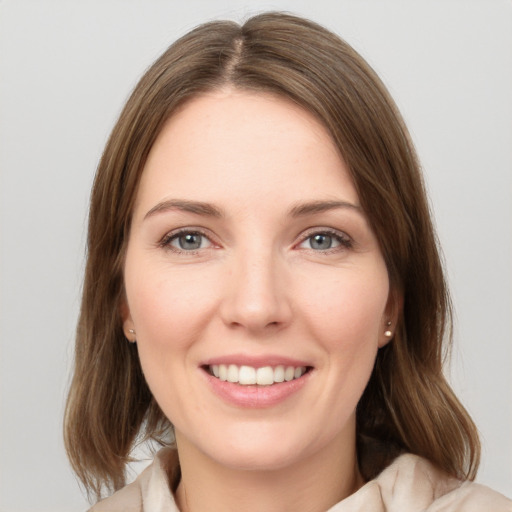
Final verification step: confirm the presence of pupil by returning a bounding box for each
[311,234,332,250]
[179,233,201,250]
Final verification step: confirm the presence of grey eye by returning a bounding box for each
[309,234,335,250]
[172,233,205,250]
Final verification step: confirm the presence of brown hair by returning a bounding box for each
[64,11,480,499]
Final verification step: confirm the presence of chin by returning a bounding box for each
[210,445,305,473]
[193,423,326,473]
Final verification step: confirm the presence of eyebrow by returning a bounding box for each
[289,200,362,217]
[144,199,224,220]
[143,198,362,221]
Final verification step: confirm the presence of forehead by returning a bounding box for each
[134,89,359,215]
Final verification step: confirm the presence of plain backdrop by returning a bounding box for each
[0,1,511,510]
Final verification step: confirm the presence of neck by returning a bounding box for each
[173,430,362,512]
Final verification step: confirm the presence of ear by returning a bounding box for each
[378,287,403,348]
[120,298,136,342]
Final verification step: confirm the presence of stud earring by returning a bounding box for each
[128,328,136,343]
[384,321,392,338]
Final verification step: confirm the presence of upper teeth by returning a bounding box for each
[210,364,307,386]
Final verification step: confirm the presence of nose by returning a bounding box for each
[219,248,292,335]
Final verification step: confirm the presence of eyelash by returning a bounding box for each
[296,228,353,253]
[158,228,353,254]
[159,228,215,254]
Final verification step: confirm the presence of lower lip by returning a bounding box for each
[203,369,311,408]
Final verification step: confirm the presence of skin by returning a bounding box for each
[122,89,397,512]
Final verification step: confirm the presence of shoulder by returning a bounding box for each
[427,480,512,511]
[377,454,511,512]
[89,478,142,512]
[329,454,511,512]
[88,448,179,512]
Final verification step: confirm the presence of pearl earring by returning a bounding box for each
[384,321,392,338]
[128,328,136,343]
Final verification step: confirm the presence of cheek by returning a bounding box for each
[124,263,218,416]
[300,267,389,349]
[126,261,217,347]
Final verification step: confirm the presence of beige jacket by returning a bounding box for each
[90,448,511,511]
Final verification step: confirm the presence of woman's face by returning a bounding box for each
[122,90,394,472]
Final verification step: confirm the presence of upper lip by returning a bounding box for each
[201,354,312,368]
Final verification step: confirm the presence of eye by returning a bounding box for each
[298,230,352,251]
[161,230,213,252]
[307,233,338,250]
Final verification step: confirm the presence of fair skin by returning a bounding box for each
[122,89,397,512]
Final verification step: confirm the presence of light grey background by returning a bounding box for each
[1,1,510,510]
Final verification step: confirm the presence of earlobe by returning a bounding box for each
[379,288,403,348]
[384,321,393,339]
[378,324,393,348]
[120,299,137,342]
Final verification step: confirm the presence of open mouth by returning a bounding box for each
[204,364,312,386]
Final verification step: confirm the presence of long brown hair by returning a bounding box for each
[64,11,480,499]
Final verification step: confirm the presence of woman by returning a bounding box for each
[64,12,511,511]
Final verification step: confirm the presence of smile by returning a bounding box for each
[207,364,309,386]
